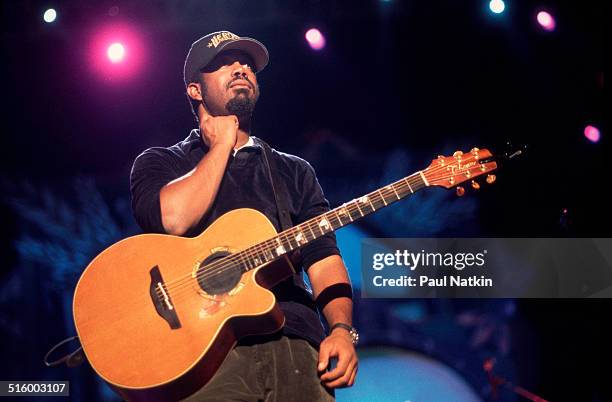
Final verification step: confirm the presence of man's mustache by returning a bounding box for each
[227,77,255,90]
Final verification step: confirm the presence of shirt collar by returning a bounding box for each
[185,129,262,154]
[233,136,256,156]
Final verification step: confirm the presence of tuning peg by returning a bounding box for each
[471,180,480,190]
[453,151,463,159]
[456,186,465,196]
[486,174,496,184]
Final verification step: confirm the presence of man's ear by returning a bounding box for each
[186,82,203,101]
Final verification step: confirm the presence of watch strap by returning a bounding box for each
[330,323,353,332]
[330,323,359,345]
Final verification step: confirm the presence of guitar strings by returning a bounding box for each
[158,159,491,303]
[154,174,425,303]
[157,158,491,302]
[156,158,491,301]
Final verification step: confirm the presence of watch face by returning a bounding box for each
[350,329,359,345]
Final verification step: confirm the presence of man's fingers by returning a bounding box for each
[317,342,332,371]
[323,360,357,388]
[320,350,351,382]
[348,365,358,387]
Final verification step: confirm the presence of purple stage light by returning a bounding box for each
[89,24,146,80]
[536,11,556,31]
[107,43,125,63]
[584,125,601,143]
[305,28,326,51]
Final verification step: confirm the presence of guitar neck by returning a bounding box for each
[236,170,429,272]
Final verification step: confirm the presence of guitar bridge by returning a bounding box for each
[149,266,181,330]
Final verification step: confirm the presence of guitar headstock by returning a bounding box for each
[423,147,498,194]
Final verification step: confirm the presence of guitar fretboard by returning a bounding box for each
[234,171,429,271]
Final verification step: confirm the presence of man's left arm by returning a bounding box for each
[307,254,358,388]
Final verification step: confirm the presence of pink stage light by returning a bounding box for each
[536,11,556,32]
[584,125,601,143]
[305,28,326,51]
[89,24,145,80]
[107,43,125,63]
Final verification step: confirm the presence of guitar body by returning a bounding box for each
[73,208,295,402]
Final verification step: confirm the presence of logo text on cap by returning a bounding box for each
[207,32,240,49]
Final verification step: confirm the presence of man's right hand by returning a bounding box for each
[199,104,239,149]
[160,104,239,236]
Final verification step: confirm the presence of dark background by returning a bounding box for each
[1,1,607,401]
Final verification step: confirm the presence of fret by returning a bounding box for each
[354,200,364,217]
[280,232,295,251]
[317,217,331,234]
[281,235,294,252]
[241,256,252,271]
[377,189,388,206]
[403,178,414,194]
[332,209,345,227]
[418,171,429,186]
[342,204,353,222]
[294,230,307,246]
[235,253,246,270]
[306,222,316,240]
[365,195,376,211]
[317,219,327,235]
[274,237,286,257]
[357,195,373,213]
[390,184,400,200]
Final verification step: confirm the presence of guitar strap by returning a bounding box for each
[256,137,315,301]
[257,138,293,233]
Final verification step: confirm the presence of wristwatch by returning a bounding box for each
[330,323,359,346]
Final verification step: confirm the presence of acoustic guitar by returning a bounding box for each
[73,148,498,401]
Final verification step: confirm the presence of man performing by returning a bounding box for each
[130,31,358,401]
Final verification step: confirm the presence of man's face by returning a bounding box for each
[199,49,260,119]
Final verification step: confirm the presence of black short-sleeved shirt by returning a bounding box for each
[130,130,340,346]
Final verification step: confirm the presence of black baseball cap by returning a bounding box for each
[183,31,269,86]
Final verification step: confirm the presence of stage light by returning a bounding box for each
[43,8,57,23]
[536,11,556,31]
[107,43,125,63]
[489,0,505,14]
[90,24,145,81]
[305,28,326,51]
[584,125,601,143]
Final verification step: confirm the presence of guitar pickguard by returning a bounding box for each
[195,281,245,318]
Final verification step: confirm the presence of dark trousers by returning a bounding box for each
[181,335,335,402]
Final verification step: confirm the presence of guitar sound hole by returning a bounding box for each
[197,251,242,295]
